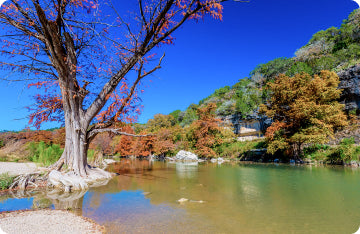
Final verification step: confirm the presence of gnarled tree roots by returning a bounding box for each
[10,173,46,190]
[48,166,113,192]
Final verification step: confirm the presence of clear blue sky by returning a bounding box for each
[0,0,358,131]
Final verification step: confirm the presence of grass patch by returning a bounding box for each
[0,156,7,162]
[87,149,96,163]
[28,141,63,166]
[327,138,360,164]
[303,138,360,164]
[0,173,14,190]
[303,144,331,161]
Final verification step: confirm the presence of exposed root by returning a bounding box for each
[9,173,46,190]
[7,160,114,192]
[48,166,113,192]
[84,166,113,183]
[48,157,65,172]
[48,170,89,192]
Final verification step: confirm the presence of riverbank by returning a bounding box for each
[0,209,104,234]
[0,162,39,176]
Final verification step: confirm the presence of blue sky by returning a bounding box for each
[0,0,358,131]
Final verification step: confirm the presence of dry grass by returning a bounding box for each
[0,139,30,162]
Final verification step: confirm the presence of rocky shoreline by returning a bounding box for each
[0,209,104,234]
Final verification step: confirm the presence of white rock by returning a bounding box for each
[217,157,225,164]
[177,198,189,203]
[103,159,116,164]
[175,150,198,161]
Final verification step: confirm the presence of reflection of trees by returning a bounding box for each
[174,162,199,179]
[108,159,153,175]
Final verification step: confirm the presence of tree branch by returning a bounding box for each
[87,128,153,141]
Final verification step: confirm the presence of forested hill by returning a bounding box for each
[166,9,360,127]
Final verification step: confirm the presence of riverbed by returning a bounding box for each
[1,160,360,233]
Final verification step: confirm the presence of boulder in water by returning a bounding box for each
[174,150,198,161]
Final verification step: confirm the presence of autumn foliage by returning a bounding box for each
[261,71,348,157]
[187,103,223,158]
[113,126,136,157]
[0,0,230,174]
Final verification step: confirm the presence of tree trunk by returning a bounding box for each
[56,76,90,177]
[62,122,89,177]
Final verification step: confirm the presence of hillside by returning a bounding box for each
[167,9,360,129]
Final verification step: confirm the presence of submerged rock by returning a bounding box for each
[190,200,205,204]
[174,150,198,161]
[217,157,225,164]
[103,159,116,165]
[210,157,225,164]
[177,198,189,203]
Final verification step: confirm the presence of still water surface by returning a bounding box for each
[1,160,360,233]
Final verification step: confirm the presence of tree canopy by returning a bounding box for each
[261,71,348,157]
[0,0,230,176]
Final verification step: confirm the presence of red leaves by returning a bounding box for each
[96,80,142,124]
[265,121,288,141]
[27,94,63,129]
[113,126,136,156]
[188,103,223,158]
[1,0,226,133]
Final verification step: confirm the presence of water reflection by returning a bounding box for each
[108,159,153,175]
[1,161,360,233]
[0,188,85,215]
[173,162,199,179]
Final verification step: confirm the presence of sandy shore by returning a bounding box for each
[0,210,104,234]
[0,162,39,176]
[0,163,105,233]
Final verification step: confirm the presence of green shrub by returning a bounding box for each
[0,173,14,190]
[216,140,265,158]
[303,144,331,161]
[327,138,360,164]
[286,62,313,76]
[28,141,63,166]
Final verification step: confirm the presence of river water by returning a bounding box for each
[1,160,360,233]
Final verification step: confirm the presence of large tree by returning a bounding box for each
[261,71,348,157]
[0,0,232,178]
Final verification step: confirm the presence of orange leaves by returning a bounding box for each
[113,126,135,156]
[265,121,287,141]
[264,71,348,155]
[1,0,227,134]
[27,94,63,129]
[96,80,141,124]
[187,103,223,158]
[142,0,224,47]
[188,1,224,21]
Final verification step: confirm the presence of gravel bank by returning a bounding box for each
[0,162,38,176]
[0,210,104,234]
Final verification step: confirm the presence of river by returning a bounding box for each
[1,160,360,233]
